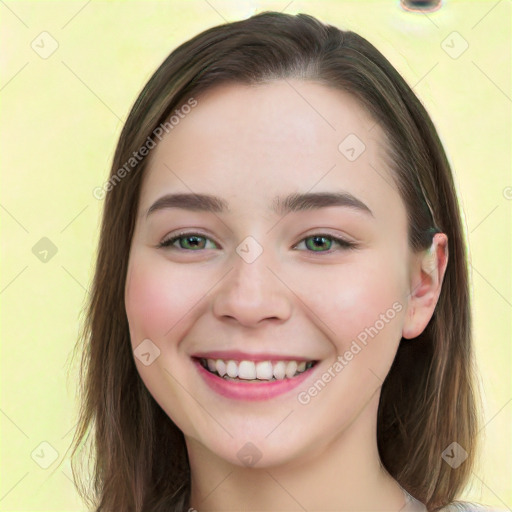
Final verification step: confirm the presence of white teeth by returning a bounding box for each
[273,361,286,380]
[285,361,298,378]
[226,360,238,378]
[201,358,314,381]
[238,360,257,380]
[215,359,227,377]
[256,361,273,380]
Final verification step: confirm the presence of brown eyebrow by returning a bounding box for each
[145,191,374,218]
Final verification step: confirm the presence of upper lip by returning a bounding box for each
[192,350,315,362]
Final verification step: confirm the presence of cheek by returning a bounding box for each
[124,252,203,345]
[305,255,406,356]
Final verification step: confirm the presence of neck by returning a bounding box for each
[187,389,406,511]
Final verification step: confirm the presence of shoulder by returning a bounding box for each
[437,501,508,512]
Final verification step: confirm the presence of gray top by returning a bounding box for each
[401,488,427,511]
[401,488,505,512]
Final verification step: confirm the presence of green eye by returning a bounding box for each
[158,232,356,253]
[307,235,333,251]
[296,235,355,252]
[159,233,217,250]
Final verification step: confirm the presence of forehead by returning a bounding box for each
[139,80,403,224]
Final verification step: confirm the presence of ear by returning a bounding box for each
[402,233,449,340]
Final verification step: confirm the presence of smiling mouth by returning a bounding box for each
[195,357,318,382]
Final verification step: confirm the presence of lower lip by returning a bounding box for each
[192,358,317,401]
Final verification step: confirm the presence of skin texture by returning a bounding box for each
[124,80,448,511]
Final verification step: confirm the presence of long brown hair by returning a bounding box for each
[67,11,480,511]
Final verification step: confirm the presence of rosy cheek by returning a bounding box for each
[125,255,193,343]
[325,265,402,345]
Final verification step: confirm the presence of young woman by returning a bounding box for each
[69,11,490,512]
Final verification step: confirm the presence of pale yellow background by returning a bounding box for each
[1,1,510,511]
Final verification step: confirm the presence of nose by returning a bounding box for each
[212,248,293,327]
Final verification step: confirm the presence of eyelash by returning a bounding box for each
[157,231,357,253]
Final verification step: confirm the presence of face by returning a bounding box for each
[125,80,416,468]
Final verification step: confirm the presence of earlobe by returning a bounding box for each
[402,233,449,340]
